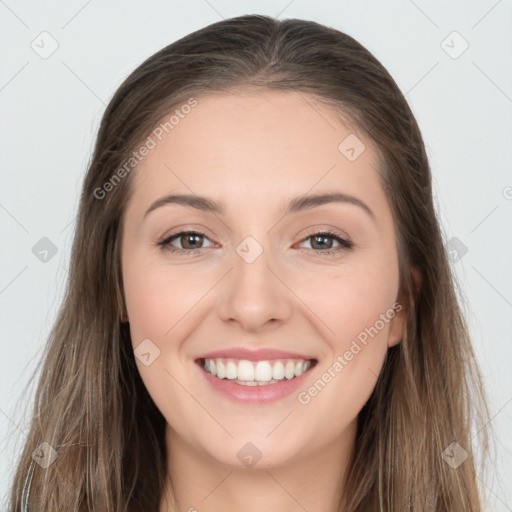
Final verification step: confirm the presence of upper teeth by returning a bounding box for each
[203,358,312,382]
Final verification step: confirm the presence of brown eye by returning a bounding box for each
[310,234,335,250]
[299,231,353,255]
[157,231,215,254]
[177,233,204,249]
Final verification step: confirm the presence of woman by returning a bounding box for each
[8,14,493,511]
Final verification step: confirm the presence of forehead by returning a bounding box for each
[127,89,386,217]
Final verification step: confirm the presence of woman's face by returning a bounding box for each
[121,89,405,469]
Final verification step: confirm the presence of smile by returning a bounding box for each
[194,356,318,403]
[202,357,315,385]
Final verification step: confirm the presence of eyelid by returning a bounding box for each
[158,230,216,251]
[297,230,352,249]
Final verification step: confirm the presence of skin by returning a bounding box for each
[120,89,406,512]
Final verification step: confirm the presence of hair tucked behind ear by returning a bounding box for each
[7,14,493,511]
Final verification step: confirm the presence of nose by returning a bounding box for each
[216,240,293,333]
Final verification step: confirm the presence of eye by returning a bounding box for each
[157,231,215,255]
[156,229,353,257]
[297,231,353,256]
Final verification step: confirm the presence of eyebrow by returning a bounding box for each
[143,192,375,221]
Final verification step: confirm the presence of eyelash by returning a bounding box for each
[156,230,353,257]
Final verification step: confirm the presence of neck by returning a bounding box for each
[159,420,357,512]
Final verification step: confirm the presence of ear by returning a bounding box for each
[387,302,406,348]
[387,266,422,348]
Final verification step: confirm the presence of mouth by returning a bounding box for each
[195,357,318,386]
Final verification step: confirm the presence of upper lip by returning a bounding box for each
[197,347,317,362]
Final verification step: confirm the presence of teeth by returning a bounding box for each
[226,360,237,379]
[236,378,280,386]
[238,360,255,381]
[272,361,285,380]
[255,361,273,382]
[216,360,226,379]
[285,361,295,379]
[201,357,314,384]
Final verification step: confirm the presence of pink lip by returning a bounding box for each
[196,347,316,362]
[198,362,316,404]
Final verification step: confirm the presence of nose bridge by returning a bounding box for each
[217,233,292,330]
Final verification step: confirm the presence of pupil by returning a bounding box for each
[184,234,201,249]
[313,235,332,249]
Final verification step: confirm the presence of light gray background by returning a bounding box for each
[1,0,511,509]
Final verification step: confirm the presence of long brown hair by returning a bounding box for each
[8,14,493,511]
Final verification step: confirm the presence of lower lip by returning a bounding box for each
[197,361,316,404]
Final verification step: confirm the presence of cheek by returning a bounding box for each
[122,259,208,422]
[124,272,168,343]
[123,256,204,342]
[300,261,399,347]
[293,259,399,421]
